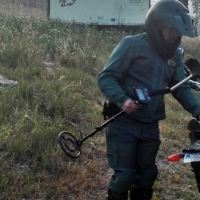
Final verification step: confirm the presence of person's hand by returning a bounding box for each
[122,99,138,114]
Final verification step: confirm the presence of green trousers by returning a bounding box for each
[106,115,161,194]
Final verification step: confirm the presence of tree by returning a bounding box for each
[190,0,200,25]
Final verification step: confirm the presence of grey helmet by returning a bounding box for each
[145,0,197,59]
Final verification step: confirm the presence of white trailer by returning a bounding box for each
[50,0,150,26]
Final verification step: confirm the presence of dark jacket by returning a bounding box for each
[98,33,200,123]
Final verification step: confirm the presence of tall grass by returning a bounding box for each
[0,4,200,200]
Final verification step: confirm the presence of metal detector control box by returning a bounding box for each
[134,87,151,105]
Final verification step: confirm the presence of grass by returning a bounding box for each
[0,3,200,200]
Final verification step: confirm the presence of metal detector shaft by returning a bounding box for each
[149,74,193,96]
[81,111,124,143]
[171,75,193,91]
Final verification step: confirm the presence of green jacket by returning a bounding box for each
[98,33,200,123]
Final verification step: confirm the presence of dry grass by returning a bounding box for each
[181,36,200,60]
[0,0,47,19]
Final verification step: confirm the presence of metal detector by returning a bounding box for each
[58,58,200,159]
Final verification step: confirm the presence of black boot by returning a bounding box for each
[106,189,128,200]
[130,188,153,200]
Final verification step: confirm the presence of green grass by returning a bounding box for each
[0,5,200,200]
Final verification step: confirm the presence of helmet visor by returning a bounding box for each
[158,12,197,38]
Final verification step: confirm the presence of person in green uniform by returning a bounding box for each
[98,0,200,199]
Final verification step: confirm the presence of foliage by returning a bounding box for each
[190,0,200,23]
